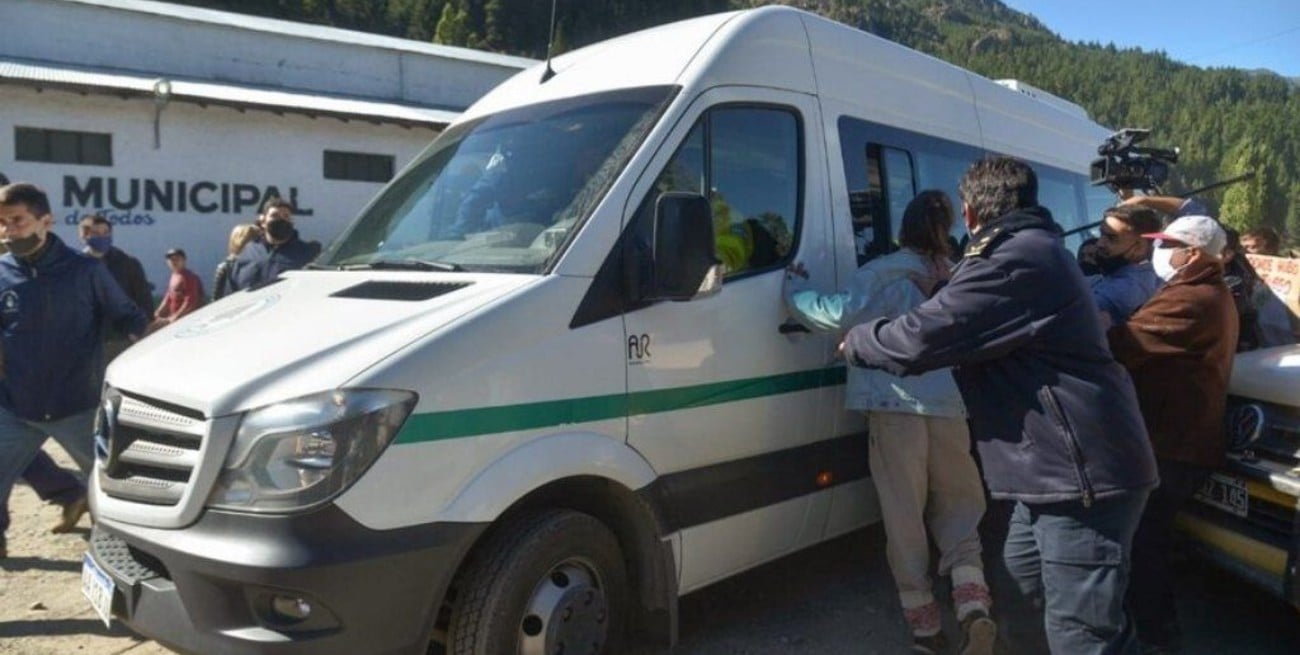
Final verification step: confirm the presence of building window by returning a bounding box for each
[324,150,395,183]
[15,127,112,165]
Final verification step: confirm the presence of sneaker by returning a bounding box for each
[50,495,89,534]
[911,633,947,655]
[959,609,997,655]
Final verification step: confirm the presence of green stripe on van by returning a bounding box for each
[395,366,848,444]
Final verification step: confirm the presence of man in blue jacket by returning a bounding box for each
[842,157,1157,655]
[0,183,147,558]
[229,197,321,292]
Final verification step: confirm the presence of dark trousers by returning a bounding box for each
[1001,491,1150,655]
[1128,460,1210,651]
[1,450,85,534]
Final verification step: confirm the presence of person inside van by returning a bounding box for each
[785,190,995,655]
[841,157,1157,655]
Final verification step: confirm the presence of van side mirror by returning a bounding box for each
[645,192,722,301]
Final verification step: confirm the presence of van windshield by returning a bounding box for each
[318,86,675,274]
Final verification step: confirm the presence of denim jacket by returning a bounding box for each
[785,249,965,418]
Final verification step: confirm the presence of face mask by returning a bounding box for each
[3,233,43,257]
[265,217,294,243]
[1151,247,1182,281]
[86,235,113,254]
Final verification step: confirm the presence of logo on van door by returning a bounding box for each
[628,333,652,364]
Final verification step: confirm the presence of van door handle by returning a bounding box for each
[779,320,811,335]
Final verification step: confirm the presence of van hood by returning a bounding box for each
[107,271,536,417]
[1229,344,1300,406]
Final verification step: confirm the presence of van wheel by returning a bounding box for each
[447,509,628,655]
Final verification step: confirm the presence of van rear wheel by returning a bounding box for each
[446,509,628,655]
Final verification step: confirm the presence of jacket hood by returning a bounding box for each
[107,271,536,417]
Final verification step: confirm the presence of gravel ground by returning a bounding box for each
[3,445,1298,655]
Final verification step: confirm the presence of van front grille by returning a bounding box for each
[99,395,206,507]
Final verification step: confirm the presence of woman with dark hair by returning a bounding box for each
[785,190,994,655]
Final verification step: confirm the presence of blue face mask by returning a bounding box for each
[86,235,113,253]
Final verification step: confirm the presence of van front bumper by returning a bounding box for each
[1175,456,1300,610]
[87,506,487,655]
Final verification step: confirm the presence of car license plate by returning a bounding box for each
[1195,473,1249,518]
[81,552,115,628]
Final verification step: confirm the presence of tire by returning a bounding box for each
[446,509,629,655]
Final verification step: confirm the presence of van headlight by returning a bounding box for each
[209,389,417,513]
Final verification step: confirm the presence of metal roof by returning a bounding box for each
[0,58,460,128]
[58,0,536,70]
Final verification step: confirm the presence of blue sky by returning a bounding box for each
[1000,1,1300,78]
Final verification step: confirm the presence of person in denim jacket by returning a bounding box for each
[786,190,995,655]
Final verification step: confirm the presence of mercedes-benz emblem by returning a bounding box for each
[1227,403,1265,452]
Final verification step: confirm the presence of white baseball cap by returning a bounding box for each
[1142,215,1227,258]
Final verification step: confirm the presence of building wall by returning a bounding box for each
[0,85,440,295]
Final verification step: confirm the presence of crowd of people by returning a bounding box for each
[1,154,1297,654]
[0,183,319,561]
[790,157,1295,655]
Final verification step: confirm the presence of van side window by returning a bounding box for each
[850,144,914,264]
[636,105,801,278]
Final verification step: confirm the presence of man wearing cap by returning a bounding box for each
[1108,214,1237,654]
[149,248,204,333]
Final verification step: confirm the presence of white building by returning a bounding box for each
[0,0,534,294]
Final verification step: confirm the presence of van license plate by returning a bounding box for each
[81,553,114,628]
[1195,474,1248,518]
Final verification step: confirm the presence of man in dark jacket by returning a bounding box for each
[229,197,321,291]
[1109,215,1237,654]
[0,183,146,558]
[842,157,1157,655]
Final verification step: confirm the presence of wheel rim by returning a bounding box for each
[518,558,609,655]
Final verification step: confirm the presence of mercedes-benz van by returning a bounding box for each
[84,6,1115,653]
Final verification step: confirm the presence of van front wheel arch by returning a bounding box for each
[445,509,630,655]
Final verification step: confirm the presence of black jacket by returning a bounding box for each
[101,247,153,317]
[229,231,321,292]
[843,207,1157,505]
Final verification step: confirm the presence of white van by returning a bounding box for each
[84,6,1116,654]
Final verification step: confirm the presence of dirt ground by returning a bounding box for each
[3,444,1299,655]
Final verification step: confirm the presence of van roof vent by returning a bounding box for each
[994,79,1090,119]
[331,280,472,301]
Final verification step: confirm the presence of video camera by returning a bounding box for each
[1090,128,1180,193]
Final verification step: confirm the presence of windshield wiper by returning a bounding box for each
[341,258,463,272]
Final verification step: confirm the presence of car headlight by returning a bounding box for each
[209,389,417,513]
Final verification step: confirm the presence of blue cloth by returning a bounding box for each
[785,249,965,417]
[0,234,146,422]
[1173,197,1210,219]
[842,207,1158,504]
[1091,261,1161,325]
[229,232,321,291]
[0,407,96,543]
[1003,491,1149,655]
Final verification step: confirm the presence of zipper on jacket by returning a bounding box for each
[1040,387,1095,507]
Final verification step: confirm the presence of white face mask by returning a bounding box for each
[1151,246,1182,281]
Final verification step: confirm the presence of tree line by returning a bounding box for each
[174,0,1300,243]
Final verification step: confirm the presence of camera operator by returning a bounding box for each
[1090,205,1163,327]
